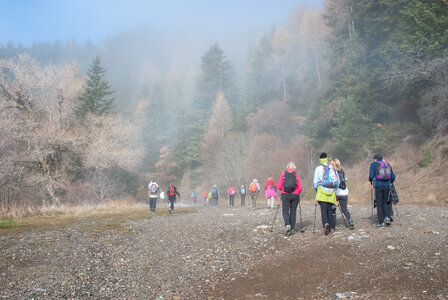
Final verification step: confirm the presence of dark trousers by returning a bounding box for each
[149,197,157,212]
[281,194,300,228]
[212,197,218,207]
[318,201,336,230]
[168,196,175,211]
[229,195,234,206]
[241,194,245,206]
[375,186,390,224]
[337,196,351,220]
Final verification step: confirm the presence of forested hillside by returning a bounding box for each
[1,0,447,214]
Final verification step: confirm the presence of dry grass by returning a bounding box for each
[344,136,448,206]
[0,198,195,232]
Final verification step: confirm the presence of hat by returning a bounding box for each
[319,152,327,159]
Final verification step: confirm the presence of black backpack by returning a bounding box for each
[337,169,346,190]
[283,171,297,193]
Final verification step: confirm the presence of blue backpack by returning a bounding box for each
[211,187,218,197]
[318,164,339,189]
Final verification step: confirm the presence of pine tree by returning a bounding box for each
[75,56,115,117]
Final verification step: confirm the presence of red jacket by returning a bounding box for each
[277,169,303,195]
[228,186,236,195]
[264,179,278,190]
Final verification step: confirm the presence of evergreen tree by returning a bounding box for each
[194,42,236,112]
[75,56,115,117]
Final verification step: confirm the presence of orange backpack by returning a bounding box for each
[250,182,257,193]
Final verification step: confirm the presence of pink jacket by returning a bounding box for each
[264,185,277,198]
[277,169,303,195]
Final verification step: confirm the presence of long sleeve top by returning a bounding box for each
[277,169,302,195]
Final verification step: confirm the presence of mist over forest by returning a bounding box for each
[1,0,447,213]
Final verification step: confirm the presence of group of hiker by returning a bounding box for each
[147,152,397,235]
[147,181,180,214]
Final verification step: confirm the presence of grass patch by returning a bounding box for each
[0,203,196,235]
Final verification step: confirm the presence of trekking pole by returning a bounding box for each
[269,200,281,232]
[299,203,305,233]
[312,203,317,233]
[337,201,348,228]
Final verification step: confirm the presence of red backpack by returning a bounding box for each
[169,187,176,196]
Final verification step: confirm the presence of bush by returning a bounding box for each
[418,147,432,168]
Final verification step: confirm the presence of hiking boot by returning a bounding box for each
[290,228,296,235]
[330,228,335,233]
[169,209,174,214]
[389,216,394,222]
[385,217,391,226]
[324,223,330,235]
[285,225,292,236]
[349,220,355,230]
[377,223,385,228]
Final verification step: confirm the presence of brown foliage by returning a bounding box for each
[0,56,144,212]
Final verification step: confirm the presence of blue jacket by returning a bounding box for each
[369,161,396,187]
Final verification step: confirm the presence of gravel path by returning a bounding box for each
[1,204,447,299]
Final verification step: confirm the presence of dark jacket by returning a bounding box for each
[167,186,180,199]
[369,161,396,187]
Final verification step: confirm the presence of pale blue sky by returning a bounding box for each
[0,0,323,46]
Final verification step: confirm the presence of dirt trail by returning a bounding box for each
[0,204,447,299]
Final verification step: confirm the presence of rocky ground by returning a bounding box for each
[0,203,447,299]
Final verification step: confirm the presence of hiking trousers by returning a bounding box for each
[149,196,157,212]
[267,196,275,208]
[375,185,390,224]
[168,196,175,211]
[241,194,245,206]
[318,201,336,230]
[229,195,234,206]
[251,192,258,207]
[337,196,351,220]
[281,194,300,228]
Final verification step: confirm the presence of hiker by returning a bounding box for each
[211,185,219,207]
[191,191,197,206]
[264,177,278,209]
[313,152,339,235]
[202,191,208,206]
[369,154,396,227]
[277,162,303,236]
[160,190,166,207]
[332,159,354,230]
[240,185,246,206]
[249,179,260,208]
[167,184,180,213]
[227,185,236,206]
[147,179,159,213]
[207,191,213,206]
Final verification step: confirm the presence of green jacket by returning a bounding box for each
[315,186,337,205]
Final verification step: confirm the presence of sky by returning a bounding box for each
[0,0,323,46]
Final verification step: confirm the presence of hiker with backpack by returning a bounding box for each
[167,184,180,213]
[211,185,219,207]
[240,185,246,206]
[148,180,159,213]
[277,162,303,236]
[313,152,339,235]
[191,191,197,206]
[332,159,354,230]
[227,185,236,206]
[249,179,260,208]
[264,177,278,209]
[202,191,208,206]
[369,154,396,227]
